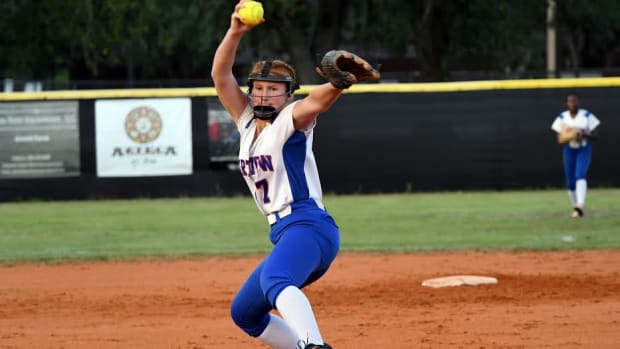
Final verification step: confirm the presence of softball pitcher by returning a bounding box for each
[210,1,379,348]
[551,93,601,218]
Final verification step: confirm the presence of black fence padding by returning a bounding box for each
[312,87,620,193]
[0,87,618,201]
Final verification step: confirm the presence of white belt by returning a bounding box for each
[267,205,292,225]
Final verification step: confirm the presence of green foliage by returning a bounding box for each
[0,189,618,264]
[0,0,617,82]
[444,1,546,70]
[556,0,620,71]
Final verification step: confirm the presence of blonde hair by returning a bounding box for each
[250,59,297,82]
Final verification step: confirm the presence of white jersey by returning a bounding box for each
[551,108,600,148]
[236,101,324,216]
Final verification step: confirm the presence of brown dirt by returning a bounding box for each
[1,250,619,349]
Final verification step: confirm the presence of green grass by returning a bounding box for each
[331,189,620,252]
[0,189,619,264]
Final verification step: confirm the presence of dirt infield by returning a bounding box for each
[1,250,619,349]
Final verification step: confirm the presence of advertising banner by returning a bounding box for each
[95,98,193,177]
[0,101,80,178]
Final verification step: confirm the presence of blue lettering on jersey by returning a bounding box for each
[239,155,274,176]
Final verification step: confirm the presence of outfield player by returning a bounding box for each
[210,2,346,348]
[551,93,601,218]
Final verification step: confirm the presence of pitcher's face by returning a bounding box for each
[250,81,290,112]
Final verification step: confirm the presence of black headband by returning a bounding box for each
[260,59,273,77]
[247,59,299,95]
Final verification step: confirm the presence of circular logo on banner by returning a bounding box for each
[125,106,162,143]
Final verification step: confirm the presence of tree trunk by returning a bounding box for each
[276,0,347,84]
[566,30,584,77]
[417,0,446,81]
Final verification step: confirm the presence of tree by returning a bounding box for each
[556,0,620,75]
[0,0,618,85]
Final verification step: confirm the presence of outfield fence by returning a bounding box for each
[1,78,619,201]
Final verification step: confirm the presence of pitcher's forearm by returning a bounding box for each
[211,30,244,82]
[306,83,343,113]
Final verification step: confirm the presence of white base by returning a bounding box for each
[421,275,498,288]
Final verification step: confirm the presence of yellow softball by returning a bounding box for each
[238,1,264,26]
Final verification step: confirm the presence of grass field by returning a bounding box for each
[0,189,619,264]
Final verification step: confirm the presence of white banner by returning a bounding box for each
[95,98,193,177]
